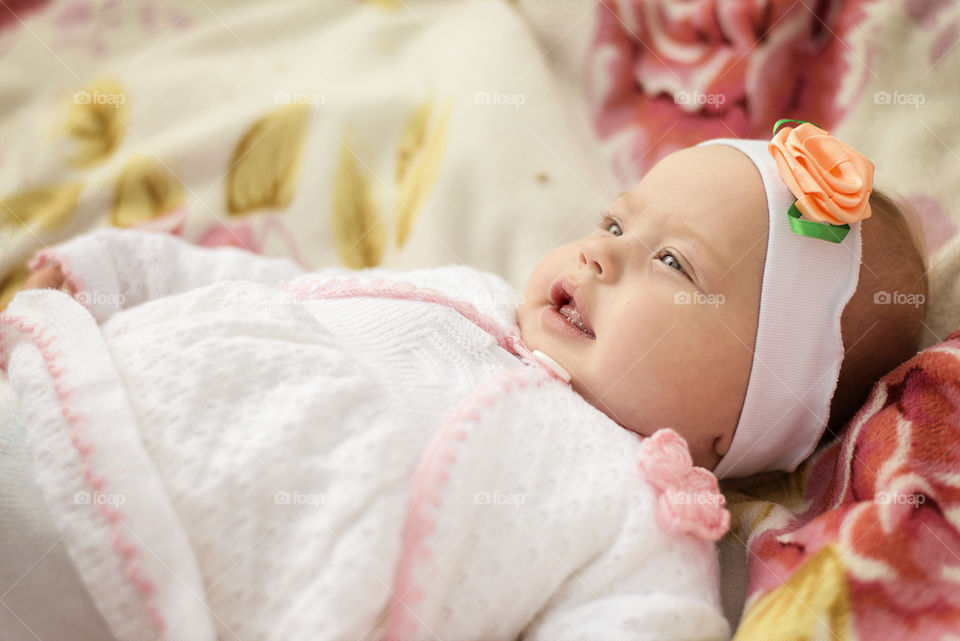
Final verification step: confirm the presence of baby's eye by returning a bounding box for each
[659,251,683,272]
[597,213,623,236]
[656,248,691,279]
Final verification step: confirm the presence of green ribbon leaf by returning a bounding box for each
[772,118,820,135]
[787,203,849,243]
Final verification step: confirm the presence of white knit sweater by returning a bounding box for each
[4,228,731,641]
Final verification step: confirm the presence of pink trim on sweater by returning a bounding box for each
[0,313,169,638]
[380,366,553,641]
[282,276,562,379]
[636,429,730,541]
[28,250,93,315]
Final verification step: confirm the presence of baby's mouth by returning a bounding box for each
[556,301,595,338]
[549,278,596,338]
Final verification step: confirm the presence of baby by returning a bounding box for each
[518,126,928,477]
[9,123,927,641]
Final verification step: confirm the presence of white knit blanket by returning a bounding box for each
[3,229,730,641]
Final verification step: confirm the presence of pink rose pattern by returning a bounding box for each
[586,0,874,183]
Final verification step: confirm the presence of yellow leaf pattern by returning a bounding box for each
[112,156,185,227]
[0,263,32,313]
[734,545,852,641]
[63,77,128,168]
[0,183,83,233]
[396,102,431,184]
[227,104,310,215]
[332,128,386,269]
[395,100,451,248]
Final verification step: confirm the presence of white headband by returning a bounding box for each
[697,137,864,479]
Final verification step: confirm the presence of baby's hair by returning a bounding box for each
[826,189,929,437]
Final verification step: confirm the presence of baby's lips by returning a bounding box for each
[550,277,595,337]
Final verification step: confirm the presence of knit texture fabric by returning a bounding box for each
[4,228,730,641]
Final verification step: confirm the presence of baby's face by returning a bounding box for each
[518,145,769,470]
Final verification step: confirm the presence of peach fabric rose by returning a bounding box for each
[768,122,875,225]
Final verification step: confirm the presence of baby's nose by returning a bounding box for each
[579,249,604,277]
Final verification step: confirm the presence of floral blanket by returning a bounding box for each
[726,330,960,639]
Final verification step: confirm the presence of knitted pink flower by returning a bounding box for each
[638,429,730,541]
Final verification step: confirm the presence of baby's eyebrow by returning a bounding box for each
[611,192,640,219]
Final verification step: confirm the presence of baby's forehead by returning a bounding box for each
[623,145,769,288]
[617,145,768,229]
[656,144,763,187]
